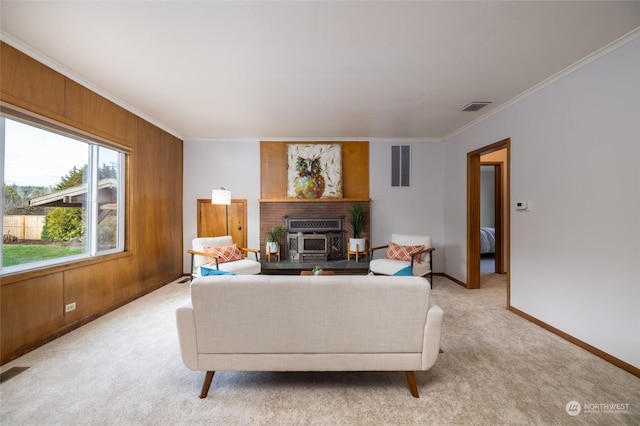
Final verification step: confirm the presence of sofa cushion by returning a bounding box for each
[370,258,432,277]
[218,259,262,275]
[203,244,243,264]
[193,259,261,277]
[385,242,424,263]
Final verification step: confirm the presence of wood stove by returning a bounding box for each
[285,217,345,261]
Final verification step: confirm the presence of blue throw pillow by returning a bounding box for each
[393,266,413,276]
[200,266,236,276]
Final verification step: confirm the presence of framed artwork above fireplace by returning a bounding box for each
[287,143,342,199]
[260,141,368,201]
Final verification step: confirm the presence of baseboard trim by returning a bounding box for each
[509,306,640,378]
[437,273,639,377]
[441,273,468,288]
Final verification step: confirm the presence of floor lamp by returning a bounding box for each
[211,187,231,235]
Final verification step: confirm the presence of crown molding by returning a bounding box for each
[4,24,638,144]
[187,137,443,143]
[444,26,640,141]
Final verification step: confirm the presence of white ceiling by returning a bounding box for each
[1,1,639,140]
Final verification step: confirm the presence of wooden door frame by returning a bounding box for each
[467,139,510,301]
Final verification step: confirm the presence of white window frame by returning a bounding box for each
[0,111,126,275]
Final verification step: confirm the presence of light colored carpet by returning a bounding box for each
[1,274,638,425]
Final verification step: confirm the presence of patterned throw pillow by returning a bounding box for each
[385,242,424,264]
[203,244,243,264]
[200,266,236,276]
[393,266,414,276]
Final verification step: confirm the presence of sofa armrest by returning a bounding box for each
[410,247,434,269]
[368,244,389,258]
[421,299,444,370]
[188,249,220,272]
[176,300,198,371]
[411,247,435,257]
[240,247,260,261]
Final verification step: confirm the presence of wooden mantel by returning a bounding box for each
[259,198,371,203]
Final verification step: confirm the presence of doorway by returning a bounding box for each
[467,139,510,298]
[480,160,505,276]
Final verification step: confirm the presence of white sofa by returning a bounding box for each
[176,274,444,398]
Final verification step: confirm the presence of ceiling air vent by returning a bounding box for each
[462,102,492,112]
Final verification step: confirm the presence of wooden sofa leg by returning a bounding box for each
[199,371,215,399]
[405,371,420,398]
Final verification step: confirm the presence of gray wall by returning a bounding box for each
[443,35,639,368]
[183,139,446,273]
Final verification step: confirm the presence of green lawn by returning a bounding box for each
[3,244,84,267]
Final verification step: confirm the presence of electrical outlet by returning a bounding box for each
[65,302,76,313]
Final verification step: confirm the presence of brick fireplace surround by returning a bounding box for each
[260,200,370,260]
[259,141,370,263]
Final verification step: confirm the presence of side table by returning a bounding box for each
[347,246,368,263]
[265,251,280,262]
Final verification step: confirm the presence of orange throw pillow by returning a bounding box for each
[203,244,243,264]
[385,242,424,264]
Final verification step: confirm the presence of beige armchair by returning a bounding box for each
[369,234,434,287]
[188,236,261,279]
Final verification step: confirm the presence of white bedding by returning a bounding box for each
[480,227,496,254]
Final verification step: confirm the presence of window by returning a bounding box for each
[391,145,410,187]
[1,115,125,274]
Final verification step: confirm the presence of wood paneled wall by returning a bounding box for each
[259,141,370,255]
[0,42,184,364]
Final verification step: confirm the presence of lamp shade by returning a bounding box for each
[211,189,231,205]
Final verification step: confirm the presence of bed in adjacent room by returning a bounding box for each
[480,227,496,254]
